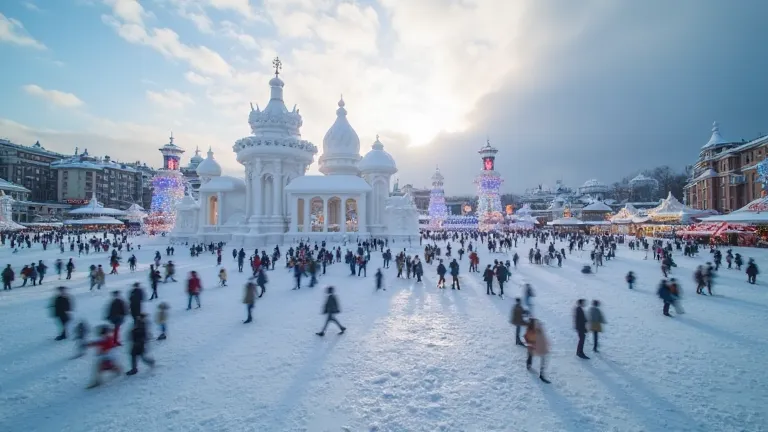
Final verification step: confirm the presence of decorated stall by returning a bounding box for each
[639,192,715,237]
[609,203,649,235]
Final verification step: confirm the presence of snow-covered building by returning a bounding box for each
[171,59,419,245]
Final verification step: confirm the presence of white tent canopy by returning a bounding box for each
[0,220,25,231]
[64,216,125,226]
[68,192,126,216]
[548,216,584,226]
[701,196,768,224]
[124,203,148,222]
[646,192,714,223]
[610,203,649,224]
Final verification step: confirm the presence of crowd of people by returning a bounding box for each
[0,224,762,390]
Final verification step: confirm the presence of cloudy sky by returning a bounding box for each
[1,0,766,195]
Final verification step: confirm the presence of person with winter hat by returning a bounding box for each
[588,300,606,353]
[524,318,551,383]
[316,286,345,336]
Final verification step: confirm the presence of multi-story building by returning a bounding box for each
[52,149,150,210]
[685,122,768,213]
[0,139,66,202]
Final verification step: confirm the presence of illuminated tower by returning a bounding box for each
[147,133,187,233]
[427,166,448,230]
[475,139,504,232]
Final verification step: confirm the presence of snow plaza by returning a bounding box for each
[0,233,766,432]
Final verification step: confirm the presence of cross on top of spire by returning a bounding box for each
[169,131,174,145]
[272,56,282,77]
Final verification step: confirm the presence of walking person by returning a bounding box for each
[256,267,268,297]
[375,268,385,291]
[243,278,257,323]
[2,264,14,290]
[588,300,605,353]
[149,265,161,300]
[747,258,759,284]
[436,260,447,289]
[106,291,128,346]
[51,286,72,340]
[449,259,460,290]
[511,298,527,346]
[483,265,496,295]
[316,286,346,336]
[125,314,155,376]
[574,299,589,359]
[524,318,551,383]
[155,302,169,340]
[129,283,145,322]
[186,271,202,310]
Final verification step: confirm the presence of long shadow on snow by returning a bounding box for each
[583,361,702,431]
[598,358,709,432]
[536,372,599,432]
[673,316,768,351]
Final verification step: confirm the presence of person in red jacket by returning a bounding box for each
[86,325,121,389]
[186,271,202,310]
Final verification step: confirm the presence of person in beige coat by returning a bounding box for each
[524,318,551,383]
[588,300,606,353]
[243,279,257,324]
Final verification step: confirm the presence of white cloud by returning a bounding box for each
[146,89,195,109]
[0,13,46,49]
[102,15,232,76]
[22,1,42,12]
[205,0,260,20]
[219,20,259,50]
[103,0,150,25]
[22,84,84,108]
[185,71,211,85]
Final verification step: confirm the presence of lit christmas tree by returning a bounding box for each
[146,133,186,233]
[428,166,449,230]
[475,140,504,232]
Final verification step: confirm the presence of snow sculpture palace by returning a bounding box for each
[171,58,419,246]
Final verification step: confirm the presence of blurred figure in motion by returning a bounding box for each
[524,318,550,384]
[51,286,72,341]
[126,314,155,376]
[747,258,759,284]
[155,302,169,340]
[316,286,345,337]
[86,325,121,389]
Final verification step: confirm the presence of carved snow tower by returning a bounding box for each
[232,57,318,246]
[475,140,504,232]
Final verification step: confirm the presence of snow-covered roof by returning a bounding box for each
[0,219,25,231]
[702,196,768,223]
[646,192,714,223]
[693,168,718,182]
[68,192,126,216]
[319,97,361,176]
[629,173,657,186]
[196,148,222,177]
[702,121,729,149]
[358,136,397,174]
[285,175,372,194]
[582,201,612,212]
[64,216,125,225]
[548,216,584,226]
[0,177,30,194]
[198,175,246,192]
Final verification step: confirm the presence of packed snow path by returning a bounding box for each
[0,237,767,431]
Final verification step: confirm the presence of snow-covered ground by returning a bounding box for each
[0,236,767,432]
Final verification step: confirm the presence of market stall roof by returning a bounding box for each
[582,201,613,212]
[701,196,768,224]
[68,192,126,216]
[548,216,584,226]
[0,220,25,231]
[515,203,533,216]
[646,192,715,223]
[678,222,756,236]
[610,203,650,224]
[64,216,125,225]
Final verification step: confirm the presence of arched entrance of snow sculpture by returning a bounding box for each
[345,198,358,232]
[310,196,324,232]
[327,197,341,232]
[209,195,218,225]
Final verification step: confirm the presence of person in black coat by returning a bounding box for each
[129,283,145,321]
[316,286,346,336]
[2,264,14,290]
[51,286,72,340]
[106,291,128,346]
[483,265,496,295]
[126,314,155,375]
[574,299,589,359]
[375,269,384,291]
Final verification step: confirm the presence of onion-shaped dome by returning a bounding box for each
[318,97,361,176]
[196,147,222,178]
[359,135,397,174]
